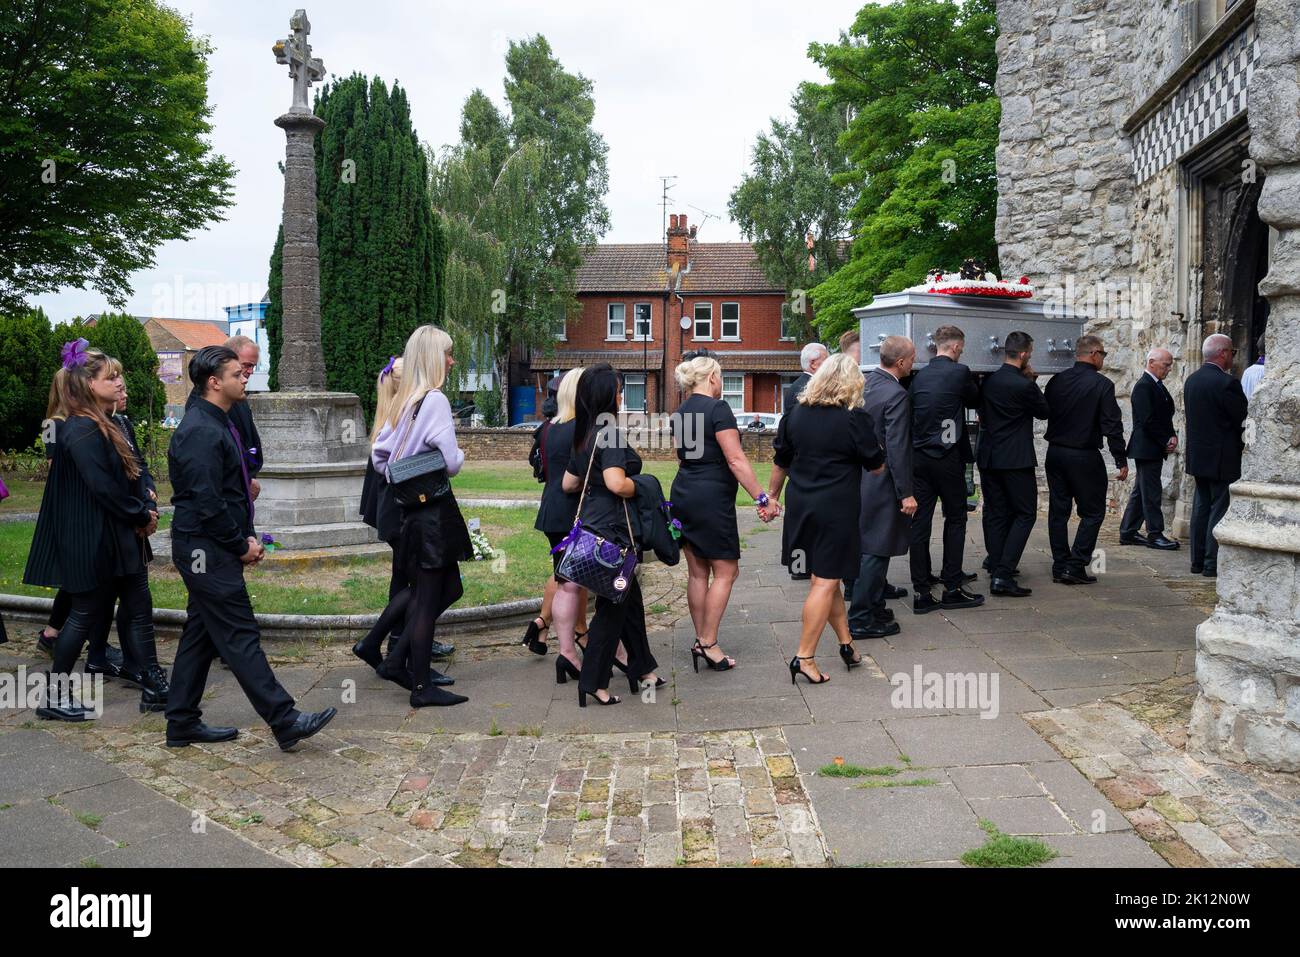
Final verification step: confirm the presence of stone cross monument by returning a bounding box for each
[272,9,327,391]
[244,9,378,553]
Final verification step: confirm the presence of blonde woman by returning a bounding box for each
[670,355,769,671]
[370,326,472,707]
[763,354,886,684]
[527,367,592,681]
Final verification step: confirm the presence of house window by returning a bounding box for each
[634,303,652,340]
[722,374,744,412]
[553,303,567,340]
[721,302,740,340]
[694,303,712,340]
[623,373,647,412]
[781,302,801,340]
[607,303,626,339]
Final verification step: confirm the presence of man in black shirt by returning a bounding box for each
[167,346,335,751]
[1119,347,1179,549]
[977,331,1049,596]
[1043,335,1129,585]
[909,325,983,613]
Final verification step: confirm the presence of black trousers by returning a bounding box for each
[166,534,297,734]
[848,553,890,634]
[1045,445,1107,575]
[979,466,1037,579]
[48,586,133,669]
[375,564,463,683]
[580,574,656,695]
[1190,478,1231,570]
[910,450,968,591]
[1120,459,1165,536]
[51,570,157,677]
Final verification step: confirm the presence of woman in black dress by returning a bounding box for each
[763,354,886,685]
[530,367,591,681]
[558,365,662,706]
[670,355,768,671]
[23,345,169,719]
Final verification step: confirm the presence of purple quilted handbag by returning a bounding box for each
[552,440,639,603]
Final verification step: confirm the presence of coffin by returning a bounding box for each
[852,291,1085,374]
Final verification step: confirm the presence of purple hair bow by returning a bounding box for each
[380,356,397,380]
[61,338,90,370]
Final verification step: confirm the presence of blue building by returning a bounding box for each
[224,293,271,392]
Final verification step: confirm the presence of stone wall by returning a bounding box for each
[457,428,777,464]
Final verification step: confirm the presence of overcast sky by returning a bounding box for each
[33,0,870,323]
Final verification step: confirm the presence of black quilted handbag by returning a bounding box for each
[388,399,453,509]
[553,441,639,603]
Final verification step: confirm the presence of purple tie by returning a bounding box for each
[228,421,255,523]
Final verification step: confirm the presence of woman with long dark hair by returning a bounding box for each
[370,326,472,707]
[556,364,661,706]
[23,343,169,719]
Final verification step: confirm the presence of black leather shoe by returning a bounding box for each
[990,578,1032,597]
[431,640,455,658]
[941,587,985,610]
[351,639,383,670]
[376,659,455,689]
[913,592,943,615]
[927,572,977,586]
[1148,534,1180,550]
[275,708,338,751]
[1118,533,1148,546]
[85,657,146,688]
[139,664,170,713]
[36,686,94,722]
[166,722,238,747]
[882,583,908,600]
[1053,568,1094,585]
[410,685,468,708]
[789,571,811,581]
[854,620,901,639]
[874,608,896,624]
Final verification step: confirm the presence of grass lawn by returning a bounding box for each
[1,476,174,514]
[0,506,551,616]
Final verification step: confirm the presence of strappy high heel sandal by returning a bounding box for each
[521,616,549,656]
[554,655,581,684]
[691,639,735,672]
[789,655,830,685]
[579,688,621,707]
[573,628,589,654]
[839,641,862,671]
[627,674,667,695]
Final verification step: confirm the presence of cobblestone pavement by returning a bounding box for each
[1,512,1295,867]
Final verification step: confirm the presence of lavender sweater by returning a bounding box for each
[372,389,465,478]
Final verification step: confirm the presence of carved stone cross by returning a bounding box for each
[272,9,325,113]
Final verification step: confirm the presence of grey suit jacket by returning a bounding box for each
[859,367,913,557]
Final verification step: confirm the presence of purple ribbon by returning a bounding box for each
[550,519,585,555]
[61,338,89,370]
[228,421,255,523]
[380,355,397,381]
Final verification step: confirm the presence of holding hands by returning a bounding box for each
[756,493,782,524]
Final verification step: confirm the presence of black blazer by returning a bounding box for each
[911,355,978,462]
[1127,373,1176,461]
[783,372,811,412]
[24,416,153,593]
[169,398,255,556]
[535,419,579,535]
[977,363,1050,470]
[1183,362,1248,482]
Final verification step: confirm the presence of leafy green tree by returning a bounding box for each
[265,74,445,420]
[0,0,235,313]
[807,0,999,339]
[0,307,60,450]
[729,82,854,341]
[81,312,166,425]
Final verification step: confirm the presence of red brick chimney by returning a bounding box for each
[667,213,693,272]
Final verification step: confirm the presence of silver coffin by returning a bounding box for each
[852,291,1085,374]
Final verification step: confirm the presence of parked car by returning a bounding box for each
[739,411,781,432]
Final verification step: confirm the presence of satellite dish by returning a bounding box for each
[679,316,691,331]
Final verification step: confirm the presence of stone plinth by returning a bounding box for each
[247,391,376,550]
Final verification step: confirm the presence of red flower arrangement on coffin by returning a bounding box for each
[910,265,1035,299]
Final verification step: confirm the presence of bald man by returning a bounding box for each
[1183,333,1248,577]
[1119,348,1179,549]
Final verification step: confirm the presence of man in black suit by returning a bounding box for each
[849,336,917,639]
[1184,333,1248,577]
[783,342,828,412]
[977,331,1050,597]
[167,346,336,751]
[1119,348,1179,549]
[1044,335,1129,585]
[909,325,983,613]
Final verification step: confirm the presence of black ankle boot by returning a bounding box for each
[139,664,170,713]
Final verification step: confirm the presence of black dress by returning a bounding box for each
[534,419,579,570]
[775,404,885,580]
[670,394,740,560]
[569,434,641,550]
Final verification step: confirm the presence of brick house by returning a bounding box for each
[527,215,806,418]
[140,318,230,413]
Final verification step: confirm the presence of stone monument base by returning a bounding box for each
[246,390,378,551]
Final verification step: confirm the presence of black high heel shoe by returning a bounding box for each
[521,617,549,656]
[555,655,581,684]
[574,629,589,654]
[579,688,621,707]
[627,674,667,695]
[351,639,382,670]
[611,658,629,675]
[838,641,862,671]
[691,639,734,672]
[789,655,830,685]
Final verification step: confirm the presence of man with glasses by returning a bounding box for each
[1044,335,1129,585]
[1119,348,1180,550]
[222,335,264,500]
[1183,333,1248,578]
